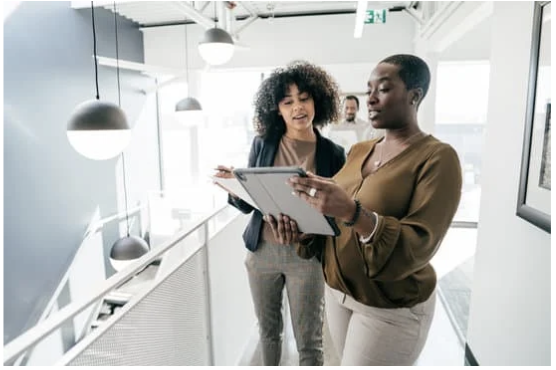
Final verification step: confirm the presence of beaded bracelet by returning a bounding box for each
[342,199,361,227]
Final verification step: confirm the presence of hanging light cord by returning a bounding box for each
[184,23,190,86]
[91,2,100,100]
[121,153,130,237]
[113,1,130,237]
[214,1,217,27]
[114,1,121,107]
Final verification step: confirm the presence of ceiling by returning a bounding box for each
[96,1,415,28]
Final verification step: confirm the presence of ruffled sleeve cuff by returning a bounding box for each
[359,216,402,279]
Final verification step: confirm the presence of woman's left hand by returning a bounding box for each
[264,214,310,245]
[287,172,355,223]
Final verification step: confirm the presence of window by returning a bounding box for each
[435,61,490,223]
[157,69,269,213]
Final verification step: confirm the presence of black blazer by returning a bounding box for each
[228,128,346,252]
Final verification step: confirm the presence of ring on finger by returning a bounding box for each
[308,187,317,197]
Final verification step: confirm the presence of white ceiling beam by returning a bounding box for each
[193,1,209,12]
[421,1,493,53]
[226,2,235,34]
[419,2,463,40]
[95,56,184,78]
[233,15,259,36]
[238,1,258,17]
[170,1,214,29]
[404,7,425,25]
[218,1,227,31]
[353,0,368,39]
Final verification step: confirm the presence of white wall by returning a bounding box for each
[142,12,415,70]
[143,13,416,130]
[414,1,493,134]
[466,2,551,365]
[207,213,255,365]
[441,16,491,61]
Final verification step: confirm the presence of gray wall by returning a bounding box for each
[4,2,160,343]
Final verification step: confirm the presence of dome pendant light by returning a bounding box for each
[198,2,234,66]
[110,234,149,272]
[175,21,202,112]
[67,2,131,161]
[107,1,149,272]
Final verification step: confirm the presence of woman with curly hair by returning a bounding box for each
[214,60,346,365]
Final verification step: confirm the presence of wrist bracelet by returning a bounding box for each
[359,211,379,244]
[342,199,361,227]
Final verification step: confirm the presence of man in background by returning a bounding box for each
[324,95,383,151]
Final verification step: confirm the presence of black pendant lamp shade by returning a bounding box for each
[67,3,131,161]
[198,28,234,66]
[68,100,128,131]
[110,235,150,272]
[176,97,202,111]
[200,27,234,44]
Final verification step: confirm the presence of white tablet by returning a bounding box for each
[232,167,340,236]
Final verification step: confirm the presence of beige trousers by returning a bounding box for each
[325,285,436,366]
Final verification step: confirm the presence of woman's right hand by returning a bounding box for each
[287,172,355,223]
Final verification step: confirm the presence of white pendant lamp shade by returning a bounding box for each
[67,99,131,160]
[176,96,202,111]
[110,235,150,272]
[198,28,234,66]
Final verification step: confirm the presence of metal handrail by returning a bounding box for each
[8,205,147,366]
[4,204,229,365]
[39,205,146,322]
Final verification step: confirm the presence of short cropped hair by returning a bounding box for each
[380,54,431,100]
[253,61,340,140]
[344,95,359,109]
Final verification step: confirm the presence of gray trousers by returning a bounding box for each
[245,241,324,366]
[325,285,436,366]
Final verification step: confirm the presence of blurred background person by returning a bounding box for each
[323,95,383,151]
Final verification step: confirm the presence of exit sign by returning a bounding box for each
[365,9,387,24]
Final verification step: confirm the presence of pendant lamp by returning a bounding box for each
[67,2,131,161]
[106,2,149,272]
[175,22,202,112]
[198,2,234,66]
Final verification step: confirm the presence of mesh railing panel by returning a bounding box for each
[65,248,210,366]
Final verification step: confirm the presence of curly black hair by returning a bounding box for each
[253,61,341,140]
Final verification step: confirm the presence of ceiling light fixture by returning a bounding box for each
[198,2,234,65]
[176,22,202,112]
[107,1,149,272]
[67,1,131,161]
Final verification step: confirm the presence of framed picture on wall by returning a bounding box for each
[516,1,551,233]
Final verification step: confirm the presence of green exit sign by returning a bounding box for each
[365,9,387,24]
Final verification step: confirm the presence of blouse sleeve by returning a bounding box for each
[360,144,462,281]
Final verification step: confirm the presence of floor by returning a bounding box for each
[243,227,478,366]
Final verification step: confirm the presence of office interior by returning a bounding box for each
[3,1,551,366]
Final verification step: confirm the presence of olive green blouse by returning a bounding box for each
[323,135,462,308]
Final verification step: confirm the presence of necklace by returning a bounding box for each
[374,131,425,168]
